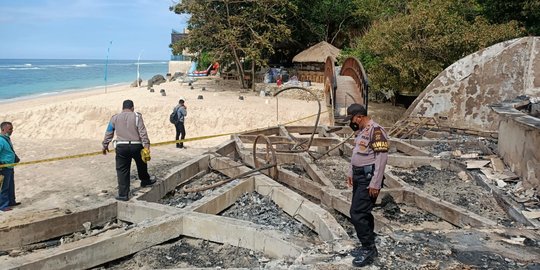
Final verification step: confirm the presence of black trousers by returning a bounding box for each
[175,122,186,147]
[350,164,377,247]
[115,144,151,198]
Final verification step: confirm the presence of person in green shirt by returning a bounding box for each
[0,121,20,211]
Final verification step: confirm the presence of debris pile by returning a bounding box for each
[221,192,316,239]
[392,165,514,225]
[160,172,228,208]
[98,238,266,269]
[316,156,350,189]
[378,195,444,226]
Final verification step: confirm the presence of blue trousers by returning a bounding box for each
[0,168,15,210]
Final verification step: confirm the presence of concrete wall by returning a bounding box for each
[168,61,191,75]
[493,104,540,189]
[406,37,540,132]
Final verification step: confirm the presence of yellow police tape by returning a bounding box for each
[0,111,328,168]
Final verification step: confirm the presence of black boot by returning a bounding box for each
[176,143,181,148]
[352,245,378,267]
[350,245,370,257]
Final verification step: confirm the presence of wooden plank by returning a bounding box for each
[212,139,237,157]
[387,155,442,169]
[285,126,324,134]
[138,155,209,202]
[189,177,255,214]
[465,160,491,169]
[298,154,336,188]
[241,127,280,136]
[490,157,506,173]
[0,203,117,251]
[238,135,294,145]
[2,214,186,270]
[406,189,498,228]
[182,212,305,258]
[389,138,431,156]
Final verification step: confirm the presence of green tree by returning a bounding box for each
[171,0,294,89]
[477,0,540,35]
[288,0,363,48]
[346,0,524,99]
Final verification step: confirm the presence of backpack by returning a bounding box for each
[169,108,178,124]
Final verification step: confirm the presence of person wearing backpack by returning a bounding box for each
[0,121,21,211]
[171,98,187,148]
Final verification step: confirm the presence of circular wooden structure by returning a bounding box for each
[324,56,369,125]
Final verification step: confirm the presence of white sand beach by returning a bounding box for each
[0,79,330,218]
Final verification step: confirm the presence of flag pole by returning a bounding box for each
[104,41,113,93]
[137,50,144,87]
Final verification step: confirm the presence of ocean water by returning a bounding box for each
[0,59,168,101]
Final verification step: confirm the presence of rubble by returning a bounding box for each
[392,165,515,225]
[97,238,266,269]
[160,172,228,208]
[221,192,317,239]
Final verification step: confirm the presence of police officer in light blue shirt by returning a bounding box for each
[0,121,20,211]
[344,104,389,267]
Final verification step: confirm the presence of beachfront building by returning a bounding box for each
[169,29,193,75]
[292,41,341,84]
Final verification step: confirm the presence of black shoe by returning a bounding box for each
[115,196,129,201]
[352,246,378,267]
[9,202,21,207]
[141,178,156,188]
[350,246,370,257]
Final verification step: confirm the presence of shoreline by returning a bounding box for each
[0,82,134,105]
[0,82,139,113]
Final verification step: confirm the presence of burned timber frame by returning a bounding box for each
[1,124,539,268]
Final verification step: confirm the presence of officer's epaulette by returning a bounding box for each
[371,126,389,152]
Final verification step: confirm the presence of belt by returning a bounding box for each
[353,164,374,174]
[115,141,142,145]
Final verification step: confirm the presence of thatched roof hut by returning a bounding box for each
[292,41,341,63]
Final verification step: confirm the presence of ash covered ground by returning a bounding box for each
[96,237,267,269]
[375,195,452,229]
[221,192,317,240]
[427,135,498,156]
[160,171,228,208]
[392,165,514,225]
[316,156,351,189]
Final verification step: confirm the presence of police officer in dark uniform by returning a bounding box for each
[344,103,389,267]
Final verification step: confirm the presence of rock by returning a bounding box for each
[147,74,166,88]
[197,95,203,100]
[496,179,507,188]
[9,249,23,257]
[171,72,185,81]
[452,150,463,157]
[458,171,469,181]
[83,221,92,234]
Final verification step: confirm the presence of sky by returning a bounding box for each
[0,0,188,60]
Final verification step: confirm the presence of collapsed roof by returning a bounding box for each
[405,37,540,132]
